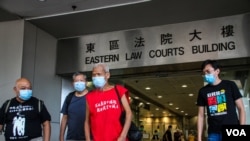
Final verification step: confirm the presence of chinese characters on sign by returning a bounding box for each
[85,25,236,65]
[57,13,250,72]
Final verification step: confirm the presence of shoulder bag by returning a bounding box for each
[114,85,143,141]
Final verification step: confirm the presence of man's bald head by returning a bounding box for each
[14,78,32,94]
[15,78,31,87]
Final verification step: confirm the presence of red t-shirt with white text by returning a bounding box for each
[86,85,129,141]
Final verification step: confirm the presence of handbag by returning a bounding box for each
[115,85,143,141]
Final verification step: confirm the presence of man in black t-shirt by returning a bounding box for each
[0,78,51,141]
[196,59,246,141]
[163,125,172,141]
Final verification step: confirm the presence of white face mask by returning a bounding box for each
[204,74,216,84]
[19,89,32,100]
[92,76,106,88]
[74,81,86,92]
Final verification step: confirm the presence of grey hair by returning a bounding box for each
[93,63,110,72]
[72,72,86,80]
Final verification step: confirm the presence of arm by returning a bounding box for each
[197,106,205,141]
[0,101,8,134]
[84,102,91,141]
[235,98,246,124]
[165,134,169,141]
[0,124,3,134]
[59,115,68,141]
[42,120,51,141]
[118,94,132,141]
[166,131,170,141]
[165,132,169,141]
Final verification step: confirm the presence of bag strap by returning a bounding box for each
[114,85,122,107]
[65,91,75,113]
[38,100,41,113]
[38,99,44,113]
[5,99,11,114]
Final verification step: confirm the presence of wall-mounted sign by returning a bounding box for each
[57,13,250,74]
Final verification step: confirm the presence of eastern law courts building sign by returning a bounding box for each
[56,13,250,73]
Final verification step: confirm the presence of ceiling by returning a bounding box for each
[0,0,250,118]
[122,72,203,118]
[1,0,250,39]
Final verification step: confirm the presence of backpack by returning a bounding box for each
[2,98,43,132]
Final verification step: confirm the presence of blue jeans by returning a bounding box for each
[207,133,222,141]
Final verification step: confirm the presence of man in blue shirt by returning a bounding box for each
[59,72,89,141]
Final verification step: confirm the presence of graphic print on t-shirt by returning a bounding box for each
[13,115,25,136]
[207,89,227,116]
[9,104,34,138]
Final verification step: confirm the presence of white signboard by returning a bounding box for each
[57,13,250,73]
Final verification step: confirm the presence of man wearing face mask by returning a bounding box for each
[60,72,89,141]
[84,63,132,141]
[196,59,246,141]
[0,77,51,141]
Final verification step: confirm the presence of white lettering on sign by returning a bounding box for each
[226,129,246,136]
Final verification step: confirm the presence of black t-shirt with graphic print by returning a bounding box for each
[0,97,51,141]
[197,80,242,133]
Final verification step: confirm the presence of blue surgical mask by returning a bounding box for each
[19,89,32,101]
[204,74,216,84]
[74,81,86,92]
[92,76,106,88]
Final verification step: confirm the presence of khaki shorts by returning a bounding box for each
[30,137,43,141]
[66,140,86,141]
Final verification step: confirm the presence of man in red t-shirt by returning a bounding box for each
[84,63,132,141]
